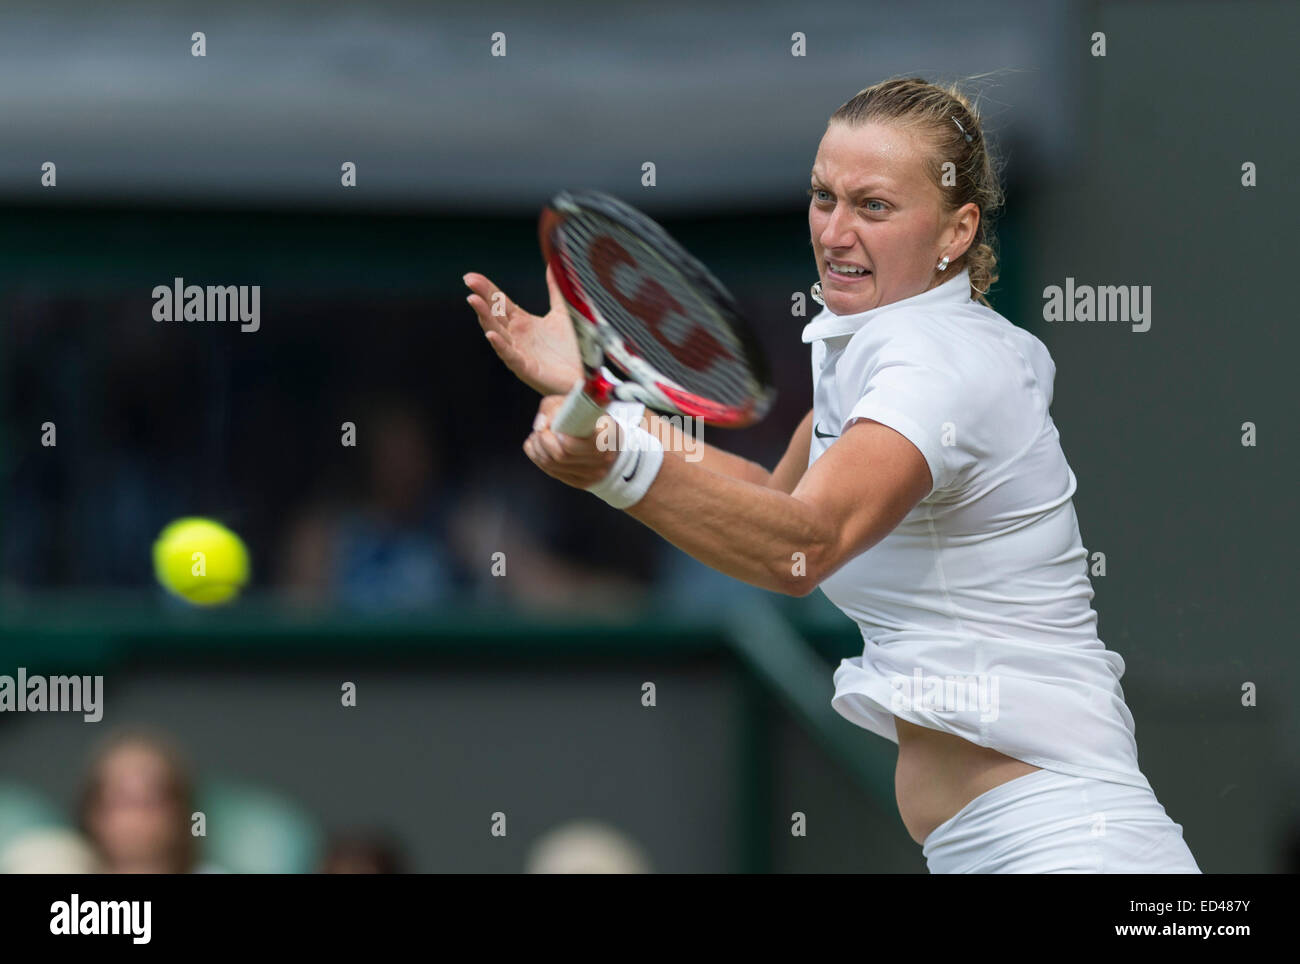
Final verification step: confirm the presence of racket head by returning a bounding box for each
[539,190,775,427]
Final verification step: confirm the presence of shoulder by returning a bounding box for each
[841,303,1060,448]
[842,300,1023,388]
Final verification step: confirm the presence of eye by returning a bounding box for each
[807,187,832,204]
[864,199,887,213]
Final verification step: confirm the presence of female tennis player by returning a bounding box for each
[466,77,1200,874]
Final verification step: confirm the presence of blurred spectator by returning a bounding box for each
[525,820,651,874]
[282,399,650,613]
[281,401,468,611]
[78,728,218,873]
[318,832,406,874]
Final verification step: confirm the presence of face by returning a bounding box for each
[86,744,183,868]
[809,120,975,315]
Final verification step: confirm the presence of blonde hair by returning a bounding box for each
[830,76,1004,306]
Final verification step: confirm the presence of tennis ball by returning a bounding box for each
[152,517,250,606]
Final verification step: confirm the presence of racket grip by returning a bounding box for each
[551,382,606,438]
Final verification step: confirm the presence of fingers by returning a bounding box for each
[524,437,613,488]
[466,292,507,340]
[537,394,566,418]
[532,426,608,464]
[523,402,617,489]
[534,429,571,463]
[463,273,518,330]
[463,272,511,307]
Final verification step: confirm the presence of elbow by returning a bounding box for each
[768,540,836,597]
[783,578,821,599]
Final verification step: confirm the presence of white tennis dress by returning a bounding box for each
[804,268,1199,873]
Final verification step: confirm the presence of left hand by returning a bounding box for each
[523,395,619,490]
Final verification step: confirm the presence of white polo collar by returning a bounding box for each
[801,269,972,343]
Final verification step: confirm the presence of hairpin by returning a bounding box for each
[952,116,973,143]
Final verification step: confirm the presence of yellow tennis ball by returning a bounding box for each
[152,517,250,606]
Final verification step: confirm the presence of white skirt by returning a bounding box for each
[921,768,1201,873]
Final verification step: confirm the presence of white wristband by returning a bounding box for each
[604,399,646,426]
[587,406,663,509]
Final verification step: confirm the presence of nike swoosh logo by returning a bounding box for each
[622,451,642,482]
[813,423,839,439]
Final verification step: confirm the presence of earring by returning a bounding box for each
[936,256,950,272]
[810,281,825,305]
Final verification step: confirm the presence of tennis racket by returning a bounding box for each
[538,190,775,437]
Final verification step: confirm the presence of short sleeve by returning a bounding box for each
[837,332,981,499]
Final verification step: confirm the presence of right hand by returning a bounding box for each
[464,266,582,397]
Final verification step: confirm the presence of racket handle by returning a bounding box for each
[551,381,607,438]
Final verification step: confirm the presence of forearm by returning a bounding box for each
[623,453,828,595]
[639,412,772,486]
[525,402,919,601]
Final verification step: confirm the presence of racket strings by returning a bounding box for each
[558,212,759,410]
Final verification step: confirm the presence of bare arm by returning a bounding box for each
[524,401,932,596]
[635,407,813,491]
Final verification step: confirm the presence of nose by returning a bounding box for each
[818,202,856,252]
